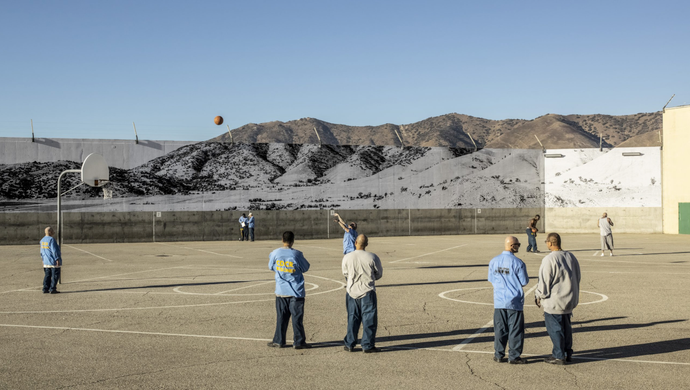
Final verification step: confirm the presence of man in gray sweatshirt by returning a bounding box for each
[535,232,581,365]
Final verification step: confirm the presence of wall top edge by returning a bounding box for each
[1,137,197,144]
[664,104,690,112]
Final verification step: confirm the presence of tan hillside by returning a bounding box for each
[209,112,662,149]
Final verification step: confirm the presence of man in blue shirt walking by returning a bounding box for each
[40,227,62,294]
[268,231,311,349]
[488,236,529,364]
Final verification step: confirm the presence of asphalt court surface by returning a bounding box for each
[2,233,689,389]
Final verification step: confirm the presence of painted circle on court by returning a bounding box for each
[0,274,344,314]
[438,287,608,307]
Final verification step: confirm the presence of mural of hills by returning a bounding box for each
[0,142,543,212]
[209,112,661,149]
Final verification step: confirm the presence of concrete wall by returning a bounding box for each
[0,208,544,245]
[545,207,662,234]
[662,105,690,234]
[0,137,194,169]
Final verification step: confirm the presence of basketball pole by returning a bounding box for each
[57,168,81,284]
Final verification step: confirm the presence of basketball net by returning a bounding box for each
[103,188,113,200]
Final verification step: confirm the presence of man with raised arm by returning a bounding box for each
[488,236,530,364]
[40,227,62,294]
[333,212,358,254]
[535,232,581,365]
[342,234,383,353]
[268,231,312,349]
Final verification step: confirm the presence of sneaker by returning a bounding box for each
[49,290,60,294]
[566,355,572,363]
[610,252,613,256]
[493,356,507,363]
[363,347,381,353]
[544,356,566,365]
[601,253,604,257]
[42,290,49,294]
[267,342,286,348]
[509,357,526,364]
[533,250,540,253]
[344,346,355,352]
[293,344,312,350]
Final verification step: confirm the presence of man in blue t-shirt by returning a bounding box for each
[268,231,311,349]
[40,227,62,294]
[488,236,529,364]
[247,213,255,242]
[333,212,357,254]
[238,213,248,241]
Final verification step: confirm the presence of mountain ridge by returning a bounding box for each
[209,112,662,149]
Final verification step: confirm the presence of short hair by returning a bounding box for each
[45,227,53,235]
[546,232,561,247]
[349,222,357,230]
[282,231,295,243]
[535,214,541,219]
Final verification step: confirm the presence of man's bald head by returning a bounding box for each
[355,234,368,250]
[602,212,608,218]
[504,236,520,253]
[45,227,54,236]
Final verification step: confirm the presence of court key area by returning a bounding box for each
[2,233,689,389]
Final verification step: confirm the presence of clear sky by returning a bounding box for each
[2,1,689,141]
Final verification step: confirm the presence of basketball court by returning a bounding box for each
[2,233,689,389]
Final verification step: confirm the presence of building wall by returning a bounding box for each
[662,105,690,234]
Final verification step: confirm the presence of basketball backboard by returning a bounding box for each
[81,153,109,187]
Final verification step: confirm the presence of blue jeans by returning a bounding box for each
[526,228,537,252]
[544,313,573,360]
[43,268,60,292]
[344,291,378,350]
[272,296,306,346]
[493,309,524,361]
[249,228,254,241]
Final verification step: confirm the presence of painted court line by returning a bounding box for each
[65,244,113,262]
[2,324,686,366]
[156,242,243,258]
[452,283,541,351]
[389,244,468,263]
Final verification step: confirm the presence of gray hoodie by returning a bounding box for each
[536,250,581,315]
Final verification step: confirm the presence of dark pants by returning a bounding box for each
[242,228,249,241]
[544,312,573,360]
[493,309,525,360]
[249,227,254,241]
[526,228,537,252]
[272,296,306,346]
[43,267,61,292]
[344,291,378,350]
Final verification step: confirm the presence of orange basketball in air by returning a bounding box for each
[214,116,223,125]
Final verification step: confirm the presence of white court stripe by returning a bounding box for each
[389,244,468,263]
[214,280,275,294]
[2,324,687,366]
[452,283,539,351]
[452,320,494,351]
[157,242,243,258]
[65,245,113,261]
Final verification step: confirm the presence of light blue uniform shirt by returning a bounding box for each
[488,251,529,310]
[247,216,255,228]
[40,236,62,267]
[239,216,248,226]
[343,229,357,254]
[269,247,310,297]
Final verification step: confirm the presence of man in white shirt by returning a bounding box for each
[342,234,383,353]
[598,212,614,256]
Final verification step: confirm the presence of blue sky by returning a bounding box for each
[2,1,688,141]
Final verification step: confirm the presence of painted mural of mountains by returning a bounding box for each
[0,143,467,200]
[209,112,661,149]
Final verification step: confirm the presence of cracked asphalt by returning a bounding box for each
[1,233,689,389]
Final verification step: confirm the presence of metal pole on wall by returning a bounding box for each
[408,209,411,235]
